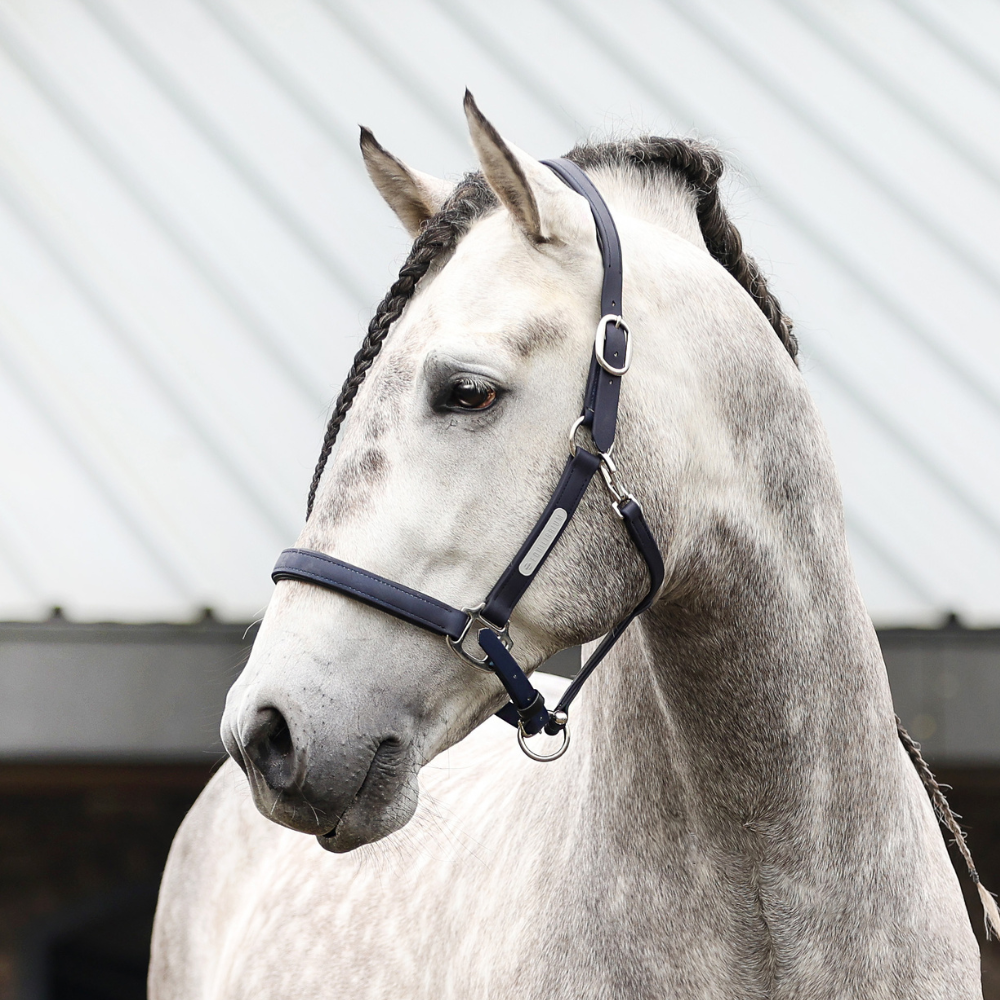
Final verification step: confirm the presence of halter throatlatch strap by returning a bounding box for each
[547,497,664,727]
[271,157,665,761]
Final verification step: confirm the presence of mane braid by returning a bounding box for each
[305,174,496,517]
[565,137,798,361]
[307,138,797,518]
[896,716,1000,938]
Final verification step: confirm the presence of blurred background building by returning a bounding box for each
[0,0,998,995]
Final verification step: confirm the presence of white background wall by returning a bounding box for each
[0,0,998,625]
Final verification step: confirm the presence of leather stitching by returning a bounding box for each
[275,551,465,635]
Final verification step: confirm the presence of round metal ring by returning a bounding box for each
[568,416,609,459]
[594,314,631,376]
[517,722,571,762]
[567,415,587,458]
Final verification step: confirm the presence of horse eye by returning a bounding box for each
[447,378,497,411]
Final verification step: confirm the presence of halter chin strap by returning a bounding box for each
[271,158,665,762]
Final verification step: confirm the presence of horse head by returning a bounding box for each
[221,93,799,852]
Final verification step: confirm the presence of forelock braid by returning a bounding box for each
[305,174,496,518]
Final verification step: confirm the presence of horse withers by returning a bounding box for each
[149,94,985,998]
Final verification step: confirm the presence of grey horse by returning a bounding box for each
[150,95,988,998]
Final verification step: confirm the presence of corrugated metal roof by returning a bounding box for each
[0,0,997,624]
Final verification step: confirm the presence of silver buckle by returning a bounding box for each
[446,603,512,670]
[594,315,631,375]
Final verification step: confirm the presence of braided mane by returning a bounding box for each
[306,139,796,517]
[566,137,797,362]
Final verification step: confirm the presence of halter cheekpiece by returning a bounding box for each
[272,159,665,762]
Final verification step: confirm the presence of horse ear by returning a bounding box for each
[360,127,453,238]
[463,91,579,245]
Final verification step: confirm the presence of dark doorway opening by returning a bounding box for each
[45,890,156,1000]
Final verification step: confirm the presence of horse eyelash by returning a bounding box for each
[432,376,502,413]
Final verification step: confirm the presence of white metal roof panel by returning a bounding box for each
[0,0,997,624]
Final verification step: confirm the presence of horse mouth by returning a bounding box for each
[316,736,417,853]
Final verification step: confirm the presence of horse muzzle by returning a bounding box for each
[223,699,420,850]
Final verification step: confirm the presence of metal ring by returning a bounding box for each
[568,415,609,459]
[594,315,631,376]
[517,721,571,762]
[567,415,588,458]
[446,603,511,671]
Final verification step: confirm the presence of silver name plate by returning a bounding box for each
[518,508,568,577]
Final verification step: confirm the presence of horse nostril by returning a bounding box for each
[268,715,293,757]
[243,707,298,791]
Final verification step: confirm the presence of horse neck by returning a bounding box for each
[565,502,901,849]
[543,166,900,851]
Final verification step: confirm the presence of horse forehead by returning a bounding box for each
[434,214,595,311]
[395,237,592,360]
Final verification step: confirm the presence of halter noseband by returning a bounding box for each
[272,159,665,762]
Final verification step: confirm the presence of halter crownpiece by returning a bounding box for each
[272,158,665,762]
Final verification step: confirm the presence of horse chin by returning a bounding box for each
[315,779,419,853]
[244,778,338,837]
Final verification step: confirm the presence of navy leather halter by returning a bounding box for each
[272,159,665,761]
